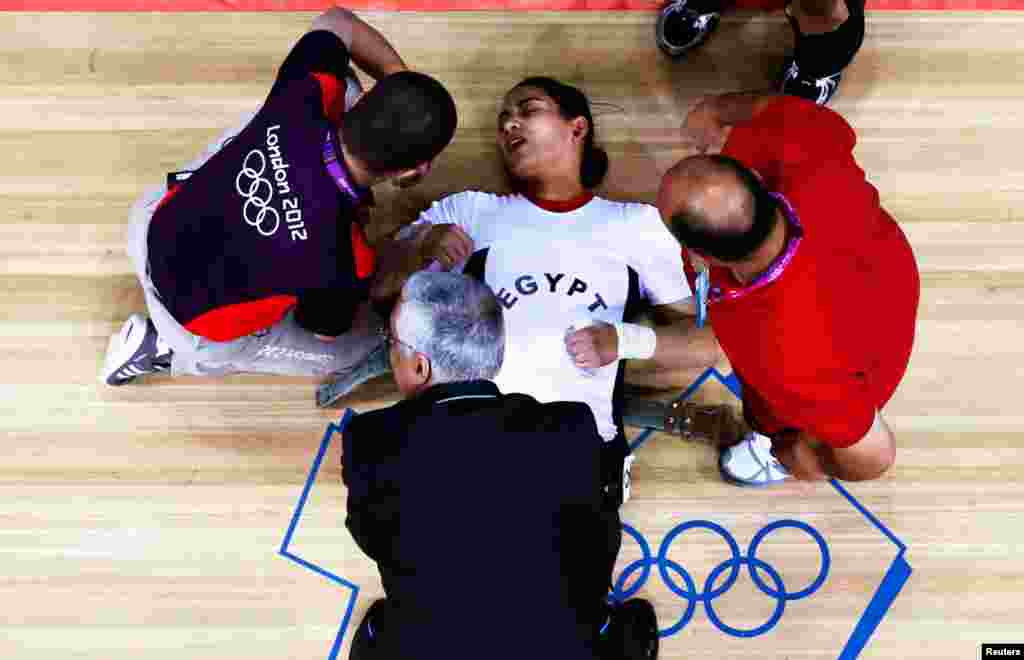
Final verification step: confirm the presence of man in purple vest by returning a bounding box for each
[102,8,457,395]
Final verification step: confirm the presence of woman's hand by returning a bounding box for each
[565,321,619,369]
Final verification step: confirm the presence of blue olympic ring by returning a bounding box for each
[612,519,830,638]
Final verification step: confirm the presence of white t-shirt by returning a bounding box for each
[406,192,692,441]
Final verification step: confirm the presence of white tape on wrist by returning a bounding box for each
[613,322,657,360]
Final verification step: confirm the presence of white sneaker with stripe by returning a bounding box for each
[719,431,792,487]
[102,314,172,386]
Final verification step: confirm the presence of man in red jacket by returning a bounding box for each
[657,92,919,484]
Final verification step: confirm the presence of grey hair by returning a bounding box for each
[395,271,505,384]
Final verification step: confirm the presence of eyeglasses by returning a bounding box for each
[378,325,419,354]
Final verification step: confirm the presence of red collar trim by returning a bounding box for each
[524,191,594,213]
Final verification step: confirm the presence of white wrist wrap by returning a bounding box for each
[614,322,657,360]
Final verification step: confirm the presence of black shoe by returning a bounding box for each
[102,314,173,386]
[656,0,721,58]
[778,56,843,106]
[603,599,659,660]
[351,599,388,659]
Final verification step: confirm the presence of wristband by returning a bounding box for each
[613,322,657,360]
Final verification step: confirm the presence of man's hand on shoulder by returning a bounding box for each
[311,7,407,81]
[419,224,474,271]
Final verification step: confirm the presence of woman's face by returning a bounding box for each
[497,86,584,183]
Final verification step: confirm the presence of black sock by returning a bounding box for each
[791,0,866,77]
[686,0,725,14]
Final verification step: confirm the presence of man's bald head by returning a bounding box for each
[657,155,778,262]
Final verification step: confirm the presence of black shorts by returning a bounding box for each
[790,0,866,77]
[601,431,631,510]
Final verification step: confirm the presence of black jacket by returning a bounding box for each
[341,380,617,660]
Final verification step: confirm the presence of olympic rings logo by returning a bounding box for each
[236,149,280,237]
[613,520,830,638]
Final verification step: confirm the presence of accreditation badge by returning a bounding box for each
[696,268,710,328]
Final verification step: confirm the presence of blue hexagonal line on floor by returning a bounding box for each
[280,372,911,660]
[626,365,911,657]
[278,409,359,660]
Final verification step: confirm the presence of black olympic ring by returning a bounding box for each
[612,519,830,638]
[235,149,280,237]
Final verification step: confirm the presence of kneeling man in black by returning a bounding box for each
[341,271,659,660]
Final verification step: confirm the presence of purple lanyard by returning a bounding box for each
[322,129,364,205]
[707,192,804,304]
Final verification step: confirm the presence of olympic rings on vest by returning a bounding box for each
[236,149,281,237]
[612,520,830,638]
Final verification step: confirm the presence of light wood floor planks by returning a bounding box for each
[2,11,1023,660]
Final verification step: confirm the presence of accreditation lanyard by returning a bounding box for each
[322,129,369,207]
[683,192,804,326]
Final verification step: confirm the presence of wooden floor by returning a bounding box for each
[3,11,1024,660]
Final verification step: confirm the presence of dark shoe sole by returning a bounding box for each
[656,6,721,59]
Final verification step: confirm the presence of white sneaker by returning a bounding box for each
[719,431,792,487]
[101,314,172,386]
[779,56,843,106]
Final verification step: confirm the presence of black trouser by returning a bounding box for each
[597,430,630,631]
[790,0,866,77]
[351,607,633,660]
[349,599,392,660]
[682,0,866,77]
[601,431,630,513]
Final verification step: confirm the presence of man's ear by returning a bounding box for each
[391,161,431,189]
[414,352,432,386]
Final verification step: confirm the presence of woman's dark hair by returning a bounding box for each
[512,77,609,189]
[668,155,779,262]
[342,71,457,174]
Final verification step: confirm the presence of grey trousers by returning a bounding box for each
[125,115,384,379]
